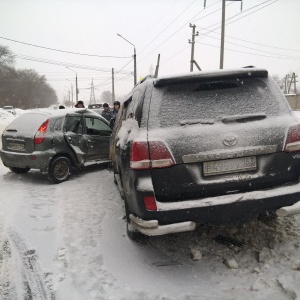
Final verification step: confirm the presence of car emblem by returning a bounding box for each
[223,135,237,147]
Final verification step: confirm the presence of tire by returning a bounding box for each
[9,167,30,174]
[48,157,71,184]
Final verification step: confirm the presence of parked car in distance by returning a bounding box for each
[2,105,16,115]
[1,108,112,183]
[111,67,300,239]
[88,103,103,109]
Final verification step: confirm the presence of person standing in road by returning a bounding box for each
[101,103,113,122]
[75,100,85,108]
[110,101,120,127]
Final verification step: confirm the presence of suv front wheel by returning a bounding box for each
[48,156,71,184]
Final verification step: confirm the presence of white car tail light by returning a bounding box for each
[284,124,300,152]
[34,119,49,144]
[130,141,175,170]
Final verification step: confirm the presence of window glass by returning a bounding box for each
[53,117,64,132]
[151,77,290,128]
[85,117,111,136]
[65,116,83,134]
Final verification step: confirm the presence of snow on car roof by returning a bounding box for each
[154,67,268,87]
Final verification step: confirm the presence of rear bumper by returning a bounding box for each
[129,180,300,230]
[129,214,196,236]
[0,149,54,171]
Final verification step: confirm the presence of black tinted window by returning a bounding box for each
[85,117,111,136]
[65,116,83,134]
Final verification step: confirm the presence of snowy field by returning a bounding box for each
[1,110,300,299]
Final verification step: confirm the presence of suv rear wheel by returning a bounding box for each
[48,157,71,184]
[9,167,30,174]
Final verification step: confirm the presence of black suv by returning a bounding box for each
[111,67,300,238]
[1,108,112,183]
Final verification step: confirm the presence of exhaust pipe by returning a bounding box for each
[276,200,300,217]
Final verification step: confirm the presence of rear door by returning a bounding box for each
[64,115,88,164]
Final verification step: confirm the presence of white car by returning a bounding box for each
[2,106,16,115]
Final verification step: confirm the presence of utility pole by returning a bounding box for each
[220,0,226,69]
[112,68,115,103]
[66,67,78,103]
[66,79,74,107]
[154,54,160,78]
[287,73,298,94]
[117,33,137,86]
[219,0,242,69]
[89,79,96,105]
[189,24,201,72]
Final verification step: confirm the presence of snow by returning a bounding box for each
[1,111,300,299]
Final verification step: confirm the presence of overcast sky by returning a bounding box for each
[0,0,299,105]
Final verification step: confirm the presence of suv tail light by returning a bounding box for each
[144,196,157,211]
[284,124,300,152]
[130,141,175,170]
[34,119,49,144]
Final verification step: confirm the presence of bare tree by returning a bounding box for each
[0,45,57,108]
[0,45,15,66]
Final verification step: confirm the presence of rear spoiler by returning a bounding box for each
[153,68,268,87]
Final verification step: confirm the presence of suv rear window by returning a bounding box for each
[150,77,289,128]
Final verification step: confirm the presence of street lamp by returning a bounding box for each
[64,86,71,104]
[66,79,74,108]
[66,67,78,103]
[117,33,137,86]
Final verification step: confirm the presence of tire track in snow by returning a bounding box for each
[0,217,53,300]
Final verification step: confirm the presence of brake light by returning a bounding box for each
[130,141,175,170]
[34,119,49,144]
[144,196,157,211]
[284,124,300,152]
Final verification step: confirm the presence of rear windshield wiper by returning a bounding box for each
[222,113,266,124]
[6,129,17,132]
[180,119,214,126]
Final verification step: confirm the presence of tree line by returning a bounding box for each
[0,45,57,109]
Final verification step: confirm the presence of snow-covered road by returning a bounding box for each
[1,111,300,299]
[1,162,300,299]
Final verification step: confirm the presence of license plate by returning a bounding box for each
[203,156,256,176]
[8,142,25,151]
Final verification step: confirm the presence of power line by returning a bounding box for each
[136,0,183,46]
[198,41,300,60]
[94,58,133,88]
[14,53,132,74]
[190,1,234,23]
[199,33,300,59]
[196,0,277,40]
[137,0,221,63]
[225,0,278,27]
[0,36,131,59]
[138,0,198,54]
[197,28,300,52]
